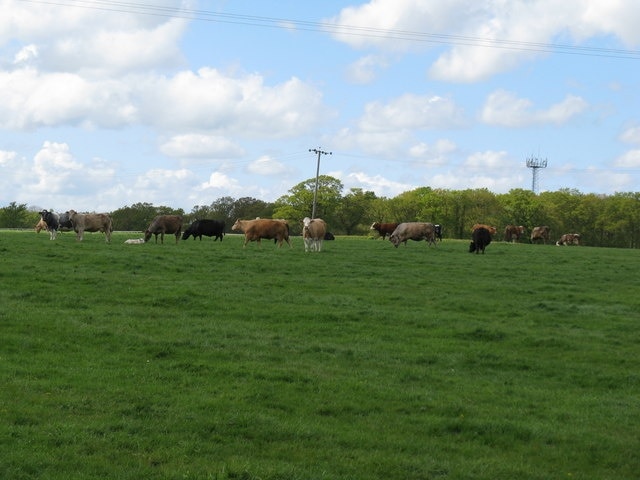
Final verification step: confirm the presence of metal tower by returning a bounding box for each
[526,156,548,193]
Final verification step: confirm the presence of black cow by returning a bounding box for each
[434,224,443,241]
[469,227,492,254]
[39,209,59,240]
[182,219,225,241]
[58,211,73,231]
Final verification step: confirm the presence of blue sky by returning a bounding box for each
[1,0,639,212]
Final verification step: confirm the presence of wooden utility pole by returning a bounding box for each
[309,148,332,218]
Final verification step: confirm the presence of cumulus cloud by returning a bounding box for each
[345,54,390,84]
[159,134,245,159]
[359,93,466,132]
[247,155,289,176]
[613,150,640,168]
[327,0,640,82]
[620,125,640,144]
[481,90,588,127]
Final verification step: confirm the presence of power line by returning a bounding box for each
[16,0,640,60]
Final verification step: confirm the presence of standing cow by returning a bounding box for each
[472,224,497,235]
[67,210,113,243]
[182,219,225,241]
[389,222,436,248]
[302,217,327,252]
[504,225,525,242]
[556,233,580,246]
[39,210,60,240]
[531,226,551,244]
[144,215,183,244]
[469,227,492,254]
[232,218,291,248]
[370,222,399,240]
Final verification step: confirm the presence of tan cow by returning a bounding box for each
[471,224,497,235]
[302,217,327,252]
[144,215,183,244]
[35,218,48,233]
[68,210,112,243]
[232,218,291,248]
[389,222,436,247]
[531,226,551,244]
[504,225,525,242]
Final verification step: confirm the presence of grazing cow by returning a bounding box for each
[302,217,327,252]
[530,226,551,244]
[556,233,581,246]
[68,210,113,243]
[389,222,436,248]
[504,225,525,242]
[434,224,443,241]
[370,222,399,240]
[39,210,59,240]
[232,218,291,248]
[144,215,183,244]
[471,224,497,235]
[35,217,48,233]
[469,227,492,254]
[182,219,225,241]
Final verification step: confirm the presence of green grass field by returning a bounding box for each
[1,230,639,479]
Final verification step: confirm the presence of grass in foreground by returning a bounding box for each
[1,231,639,479]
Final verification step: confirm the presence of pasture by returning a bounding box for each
[1,230,639,480]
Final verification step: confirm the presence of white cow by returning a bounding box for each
[302,217,327,252]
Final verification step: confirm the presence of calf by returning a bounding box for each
[469,227,492,254]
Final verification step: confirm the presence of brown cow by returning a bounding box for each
[232,218,291,248]
[504,225,525,242]
[302,217,327,252]
[144,215,183,244]
[68,210,112,243]
[556,233,580,246]
[531,226,551,244]
[389,222,436,247]
[472,224,497,235]
[370,222,399,240]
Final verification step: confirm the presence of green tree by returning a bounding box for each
[0,202,30,228]
[334,188,377,235]
[273,175,343,229]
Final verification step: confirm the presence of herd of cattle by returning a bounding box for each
[36,209,580,253]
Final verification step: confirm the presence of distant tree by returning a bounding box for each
[111,203,184,231]
[230,197,273,222]
[273,175,343,231]
[0,202,30,228]
[334,188,377,235]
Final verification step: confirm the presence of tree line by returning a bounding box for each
[2,175,639,248]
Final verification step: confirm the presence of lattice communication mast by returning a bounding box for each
[526,156,548,193]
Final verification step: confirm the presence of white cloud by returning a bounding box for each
[481,90,588,127]
[620,125,640,145]
[346,54,390,84]
[247,155,289,176]
[613,150,640,168]
[160,134,245,159]
[327,0,640,82]
[359,93,465,132]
